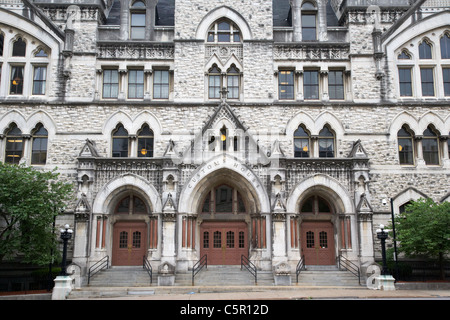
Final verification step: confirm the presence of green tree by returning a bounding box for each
[392,198,450,280]
[0,163,73,265]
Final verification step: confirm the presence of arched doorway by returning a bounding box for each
[112,195,149,266]
[300,196,335,265]
[199,184,249,265]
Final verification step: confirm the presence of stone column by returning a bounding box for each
[119,0,130,40]
[272,212,288,266]
[161,212,177,266]
[290,0,302,41]
[317,0,328,41]
[146,0,158,41]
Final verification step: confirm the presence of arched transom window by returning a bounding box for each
[201,184,246,214]
[207,19,242,43]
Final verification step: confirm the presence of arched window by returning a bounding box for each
[398,50,411,60]
[5,123,23,164]
[31,123,48,165]
[201,184,246,214]
[318,125,335,158]
[422,126,439,165]
[115,195,149,214]
[137,124,154,157]
[227,65,240,99]
[12,37,26,56]
[419,39,432,59]
[397,125,414,165]
[294,125,310,158]
[130,1,146,40]
[301,2,317,41]
[399,201,413,214]
[208,65,221,99]
[207,19,241,43]
[440,33,450,59]
[112,124,129,157]
[300,196,332,214]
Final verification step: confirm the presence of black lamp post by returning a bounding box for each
[59,224,73,276]
[376,224,390,276]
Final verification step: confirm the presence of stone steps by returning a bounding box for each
[87,266,155,287]
[68,264,362,299]
[177,265,273,286]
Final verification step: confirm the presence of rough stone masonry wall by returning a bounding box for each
[1,102,448,210]
[174,0,273,40]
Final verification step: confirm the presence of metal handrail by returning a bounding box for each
[143,255,152,285]
[296,255,305,283]
[88,255,109,285]
[241,255,257,284]
[192,254,207,286]
[337,254,361,285]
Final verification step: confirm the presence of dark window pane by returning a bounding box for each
[420,68,434,96]
[12,38,26,56]
[443,68,450,96]
[10,66,24,94]
[328,71,344,100]
[153,70,169,99]
[33,66,47,95]
[398,138,414,165]
[304,71,319,99]
[103,70,119,98]
[419,41,432,59]
[398,68,412,97]
[441,34,450,59]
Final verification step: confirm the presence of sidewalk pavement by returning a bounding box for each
[76,286,450,300]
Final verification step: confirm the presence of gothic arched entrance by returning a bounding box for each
[111,195,149,266]
[299,196,336,265]
[199,184,249,265]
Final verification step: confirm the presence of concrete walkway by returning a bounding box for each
[68,285,450,300]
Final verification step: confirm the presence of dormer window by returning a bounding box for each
[130,1,146,40]
[301,1,317,41]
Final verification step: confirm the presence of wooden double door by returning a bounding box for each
[301,221,335,265]
[112,221,147,266]
[200,221,248,265]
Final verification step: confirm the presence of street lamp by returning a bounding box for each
[382,198,399,280]
[376,224,390,276]
[59,224,73,276]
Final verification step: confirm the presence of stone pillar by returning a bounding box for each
[119,0,130,40]
[290,0,302,41]
[161,212,177,266]
[146,0,158,41]
[72,212,90,276]
[317,0,328,41]
[272,213,288,266]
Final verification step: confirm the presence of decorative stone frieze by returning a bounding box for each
[97,43,175,60]
[274,44,350,61]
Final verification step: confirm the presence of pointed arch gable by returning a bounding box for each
[286,174,354,214]
[195,6,252,41]
[388,111,419,137]
[315,111,344,136]
[103,111,133,135]
[132,110,162,136]
[92,174,162,214]
[0,110,27,134]
[418,111,445,134]
[178,154,270,214]
[392,187,429,215]
[285,111,315,138]
[27,110,56,136]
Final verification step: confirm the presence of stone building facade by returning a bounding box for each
[0,0,449,285]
